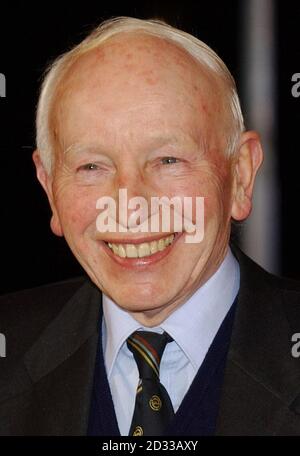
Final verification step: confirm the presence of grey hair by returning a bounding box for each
[36,16,245,173]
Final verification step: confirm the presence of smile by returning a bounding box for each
[105,234,175,259]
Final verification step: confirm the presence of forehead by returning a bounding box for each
[65,32,213,85]
[53,33,224,149]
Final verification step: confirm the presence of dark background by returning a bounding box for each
[0,0,299,294]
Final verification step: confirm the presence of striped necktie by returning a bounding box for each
[127,330,174,436]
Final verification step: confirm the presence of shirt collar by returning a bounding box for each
[102,248,240,377]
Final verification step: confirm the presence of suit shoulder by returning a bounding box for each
[0,277,87,352]
[277,276,300,331]
[233,243,300,294]
[265,272,300,326]
[256,262,300,296]
[0,276,86,309]
[235,245,300,329]
[257,264,300,294]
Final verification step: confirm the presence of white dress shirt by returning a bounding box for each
[102,248,240,435]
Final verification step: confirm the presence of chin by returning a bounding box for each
[111,288,170,313]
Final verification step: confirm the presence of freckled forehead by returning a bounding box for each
[53,32,226,153]
[60,32,216,97]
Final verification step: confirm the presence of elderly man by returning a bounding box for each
[0,17,300,436]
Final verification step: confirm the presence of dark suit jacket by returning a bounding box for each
[1,247,300,435]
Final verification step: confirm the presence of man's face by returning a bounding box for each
[37,34,238,325]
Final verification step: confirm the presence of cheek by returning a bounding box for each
[155,175,226,233]
[203,186,231,225]
[188,176,232,227]
[55,188,100,234]
[201,164,233,217]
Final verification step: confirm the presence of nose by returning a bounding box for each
[114,167,151,232]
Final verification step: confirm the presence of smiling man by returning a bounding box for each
[1,17,300,436]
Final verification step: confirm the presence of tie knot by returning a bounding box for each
[127,331,172,379]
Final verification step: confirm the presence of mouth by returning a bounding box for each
[100,232,182,268]
[106,233,176,258]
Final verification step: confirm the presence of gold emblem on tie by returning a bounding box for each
[149,395,162,411]
[133,425,144,436]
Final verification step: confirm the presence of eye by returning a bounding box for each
[78,163,99,171]
[161,156,179,165]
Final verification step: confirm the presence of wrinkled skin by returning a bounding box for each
[33,33,263,326]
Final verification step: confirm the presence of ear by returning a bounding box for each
[231,131,264,221]
[32,150,63,237]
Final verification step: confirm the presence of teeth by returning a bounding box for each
[150,241,158,254]
[112,244,119,255]
[126,244,138,258]
[158,239,165,251]
[118,244,126,258]
[106,234,175,259]
[138,243,150,258]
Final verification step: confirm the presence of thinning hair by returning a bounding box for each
[36,16,245,173]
